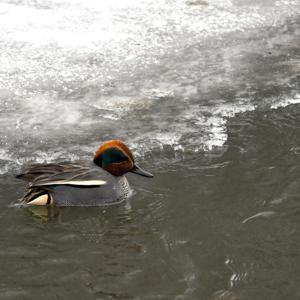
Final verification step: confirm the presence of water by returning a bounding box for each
[0,0,300,299]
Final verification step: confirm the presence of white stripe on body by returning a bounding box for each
[33,180,107,187]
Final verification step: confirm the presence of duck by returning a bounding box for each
[16,140,153,206]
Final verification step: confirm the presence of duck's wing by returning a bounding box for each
[16,162,111,188]
[16,162,75,181]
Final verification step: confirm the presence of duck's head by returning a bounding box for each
[93,140,153,178]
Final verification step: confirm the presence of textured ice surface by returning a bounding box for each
[0,0,299,173]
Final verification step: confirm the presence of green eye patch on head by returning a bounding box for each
[99,148,128,168]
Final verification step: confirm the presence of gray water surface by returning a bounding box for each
[0,0,300,299]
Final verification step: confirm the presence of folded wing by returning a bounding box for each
[17,162,109,188]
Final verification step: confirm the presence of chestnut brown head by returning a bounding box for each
[93,140,153,178]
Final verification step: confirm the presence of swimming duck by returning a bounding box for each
[16,140,153,206]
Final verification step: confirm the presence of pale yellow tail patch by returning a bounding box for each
[28,194,49,206]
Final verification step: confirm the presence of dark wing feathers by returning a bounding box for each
[16,163,69,181]
[16,161,112,187]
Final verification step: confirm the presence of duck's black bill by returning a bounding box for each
[130,165,153,178]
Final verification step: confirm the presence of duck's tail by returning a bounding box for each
[20,187,53,206]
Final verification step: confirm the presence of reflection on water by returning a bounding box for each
[0,0,300,299]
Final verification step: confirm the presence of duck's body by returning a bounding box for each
[17,140,153,206]
[17,161,131,206]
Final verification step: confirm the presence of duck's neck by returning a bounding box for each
[117,175,132,198]
[117,175,129,186]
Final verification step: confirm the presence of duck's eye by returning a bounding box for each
[103,148,129,164]
[94,147,130,168]
[110,148,128,163]
[121,156,129,162]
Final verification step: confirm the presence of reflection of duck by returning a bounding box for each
[17,140,153,206]
[25,205,61,222]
